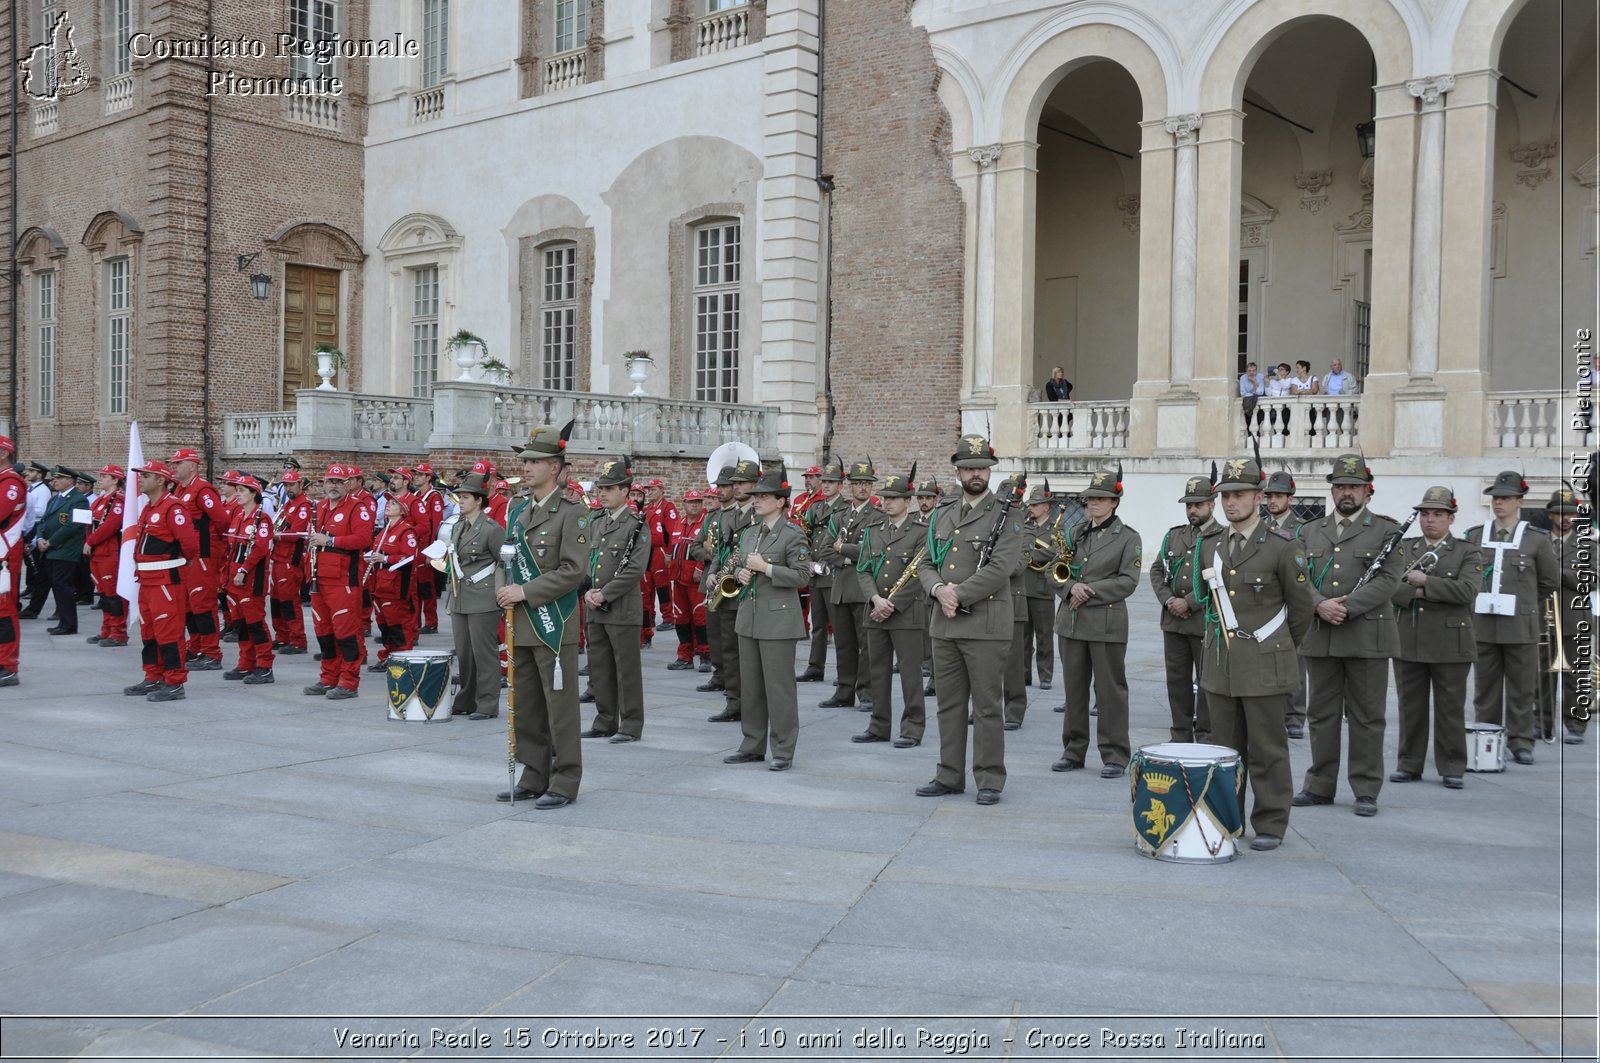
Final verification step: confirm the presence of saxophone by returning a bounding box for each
[883,545,929,600]
[1047,511,1074,585]
[705,543,744,612]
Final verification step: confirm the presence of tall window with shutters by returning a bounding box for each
[421,0,449,86]
[36,271,56,418]
[410,266,440,398]
[105,258,130,415]
[540,244,578,391]
[693,221,740,404]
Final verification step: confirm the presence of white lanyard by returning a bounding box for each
[1479,521,1526,597]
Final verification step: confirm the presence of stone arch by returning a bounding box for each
[1195,0,1418,114]
[81,210,143,250]
[378,212,461,253]
[998,16,1174,144]
[1446,0,1531,71]
[930,43,980,150]
[16,226,67,264]
[266,220,363,263]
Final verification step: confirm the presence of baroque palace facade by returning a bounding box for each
[0,0,1591,535]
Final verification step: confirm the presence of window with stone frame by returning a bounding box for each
[36,270,56,418]
[410,265,441,398]
[658,0,765,62]
[539,244,579,391]
[106,0,132,77]
[288,0,339,81]
[105,257,131,415]
[516,0,603,97]
[692,220,741,404]
[420,0,449,87]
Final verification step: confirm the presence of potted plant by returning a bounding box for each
[313,343,346,391]
[446,329,488,381]
[478,355,512,385]
[623,349,653,397]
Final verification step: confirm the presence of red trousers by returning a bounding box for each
[227,590,274,671]
[270,565,307,648]
[140,582,189,685]
[670,582,710,661]
[417,568,439,628]
[311,583,365,690]
[375,596,417,662]
[93,565,127,641]
[0,547,20,673]
[184,556,223,661]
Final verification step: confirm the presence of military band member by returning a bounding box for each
[1020,482,1059,693]
[1262,469,1307,737]
[790,466,824,669]
[1294,454,1403,816]
[1000,474,1031,729]
[85,465,128,647]
[1465,471,1560,763]
[582,459,653,743]
[367,491,420,669]
[1151,474,1221,743]
[495,422,589,809]
[33,467,87,636]
[1198,458,1313,851]
[1388,487,1483,789]
[269,470,313,653]
[917,434,1024,805]
[707,459,759,721]
[692,465,739,698]
[447,474,508,719]
[915,478,941,693]
[1053,469,1142,778]
[852,466,929,747]
[123,461,200,702]
[819,458,882,709]
[799,459,845,683]
[724,466,811,770]
[0,436,26,685]
[1545,486,1588,744]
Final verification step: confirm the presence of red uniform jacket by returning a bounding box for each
[672,512,707,588]
[86,489,126,578]
[413,488,444,544]
[273,494,314,570]
[315,494,375,589]
[174,476,226,562]
[0,468,27,594]
[369,519,419,600]
[226,506,274,598]
[486,493,508,529]
[131,493,201,585]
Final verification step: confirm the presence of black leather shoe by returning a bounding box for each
[695,681,723,692]
[578,664,590,677]
[496,787,538,802]
[797,670,825,682]
[17,611,38,620]
[1024,677,1031,687]
[224,668,249,681]
[46,626,76,636]
[1052,757,1083,772]
[221,631,239,644]
[707,709,741,723]
[1250,834,1282,851]
[852,732,889,743]
[533,792,572,809]
[0,670,17,687]
[1512,749,1535,765]
[579,690,595,703]
[1090,705,1098,717]
[581,728,616,739]
[1100,763,1126,779]
[768,758,792,772]
[1388,769,1421,783]
[892,736,920,748]
[1003,720,1021,731]
[1441,775,1464,789]
[1039,681,1052,690]
[242,670,275,685]
[858,697,873,709]
[697,660,713,672]
[418,626,438,635]
[467,713,497,720]
[303,683,331,696]
[85,635,101,645]
[666,660,694,671]
[818,697,854,708]
[124,679,160,695]
[366,661,386,673]
[1286,722,1305,739]
[924,684,935,696]
[1292,790,1332,806]
[724,751,764,764]
[609,734,639,744]
[1353,796,1378,817]
[1054,704,1065,713]
[915,780,963,797]
[146,683,186,702]
[975,788,1000,806]
[278,645,307,655]
[1566,729,1586,745]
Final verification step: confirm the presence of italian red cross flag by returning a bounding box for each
[116,421,147,628]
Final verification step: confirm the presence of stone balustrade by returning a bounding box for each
[410,85,446,124]
[1028,401,1131,453]
[1242,396,1361,452]
[696,6,750,54]
[1486,391,1587,452]
[543,49,586,93]
[223,411,299,456]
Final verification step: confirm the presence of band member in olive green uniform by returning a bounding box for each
[915,479,942,693]
[1053,469,1142,778]
[819,459,882,708]
[693,465,737,695]
[1465,471,1560,763]
[999,475,1032,729]
[799,460,843,682]
[1388,486,1483,788]
[495,421,590,809]
[1021,482,1061,693]
[1151,474,1221,743]
[724,466,811,770]
[697,459,759,721]
[1198,458,1313,850]
[1545,487,1588,744]
[447,473,508,719]
[852,467,929,747]
[582,459,652,742]
[917,435,1025,805]
[1293,454,1404,816]
[1262,469,1308,738]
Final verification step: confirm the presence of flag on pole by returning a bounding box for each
[117,421,147,627]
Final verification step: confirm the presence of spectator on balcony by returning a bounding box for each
[1265,363,1293,397]
[1290,360,1319,396]
[1044,367,1073,403]
[1238,362,1264,423]
[1323,359,1358,396]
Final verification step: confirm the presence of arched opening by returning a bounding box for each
[1031,60,1143,403]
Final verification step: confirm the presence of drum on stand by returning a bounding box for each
[385,649,457,722]
[1465,723,1506,772]
[1129,742,1244,863]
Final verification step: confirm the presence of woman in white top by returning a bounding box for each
[1290,359,1319,395]
[1265,362,1293,397]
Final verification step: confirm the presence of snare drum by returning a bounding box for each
[1465,723,1505,772]
[385,649,457,722]
[1129,742,1244,863]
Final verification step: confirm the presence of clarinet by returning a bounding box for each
[307,501,321,593]
[1349,511,1417,593]
[597,512,648,611]
[976,475,1026,570]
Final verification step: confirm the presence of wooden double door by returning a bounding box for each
[283,265,341,407]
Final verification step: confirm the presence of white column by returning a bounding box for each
[1406,75,1453,379]
[1165,114,1202,385]
[969,143,1002,391]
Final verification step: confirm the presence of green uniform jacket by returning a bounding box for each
[732,518,811,640]
[823,501,882,606]
[918,492,1024,641]
[1389,535,1483,663]
[589,506,652,626]
[1054,516,1142,643]
[1463,522,1559,644]
[1553,529,1589,646]
[1150,519,1220,638]
[854,515,929,631]
[692,502,755,589]
[37,488,88,562]
[1022,515,1060,600]
[1298,510,1403,658]
[803,496,844,590]
[447,511,508,614]
[1198,523,1313,697]
[507,491,588,647]
[1267,512,1306,537]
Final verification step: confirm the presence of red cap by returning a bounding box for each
[804,466,821,476]
[412,463,433,476]
[683,489,702,501]
[135,461,180,484]
[388,491,413,511]
[346,465,363,479]
[324,463,350,480]
[646,478,666,489]
[0,435,13,455]
[589,498,603,509]
[391,465,413,479]
[97,463,125,480]
[236,474,264,495]
[280,469,303,484]
[169,447,202,465]
[471,459,495,476]
[494,479,509,492]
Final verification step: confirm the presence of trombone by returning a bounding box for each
[1544,593,1573,674]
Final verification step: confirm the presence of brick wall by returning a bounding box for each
[820,0,965,476]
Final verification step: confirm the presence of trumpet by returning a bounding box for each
[1403,547,1442,575]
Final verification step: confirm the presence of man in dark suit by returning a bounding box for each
[33,467,88,635]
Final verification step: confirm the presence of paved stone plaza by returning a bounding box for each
[0,608,1594,1062]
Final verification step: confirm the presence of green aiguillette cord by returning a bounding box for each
[855,526,885,579]
[927,515,953,569]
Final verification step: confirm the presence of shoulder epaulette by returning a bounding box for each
[1272,527,1296,541]
[1527,525,1549,535]
[1372,512,1400,526]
